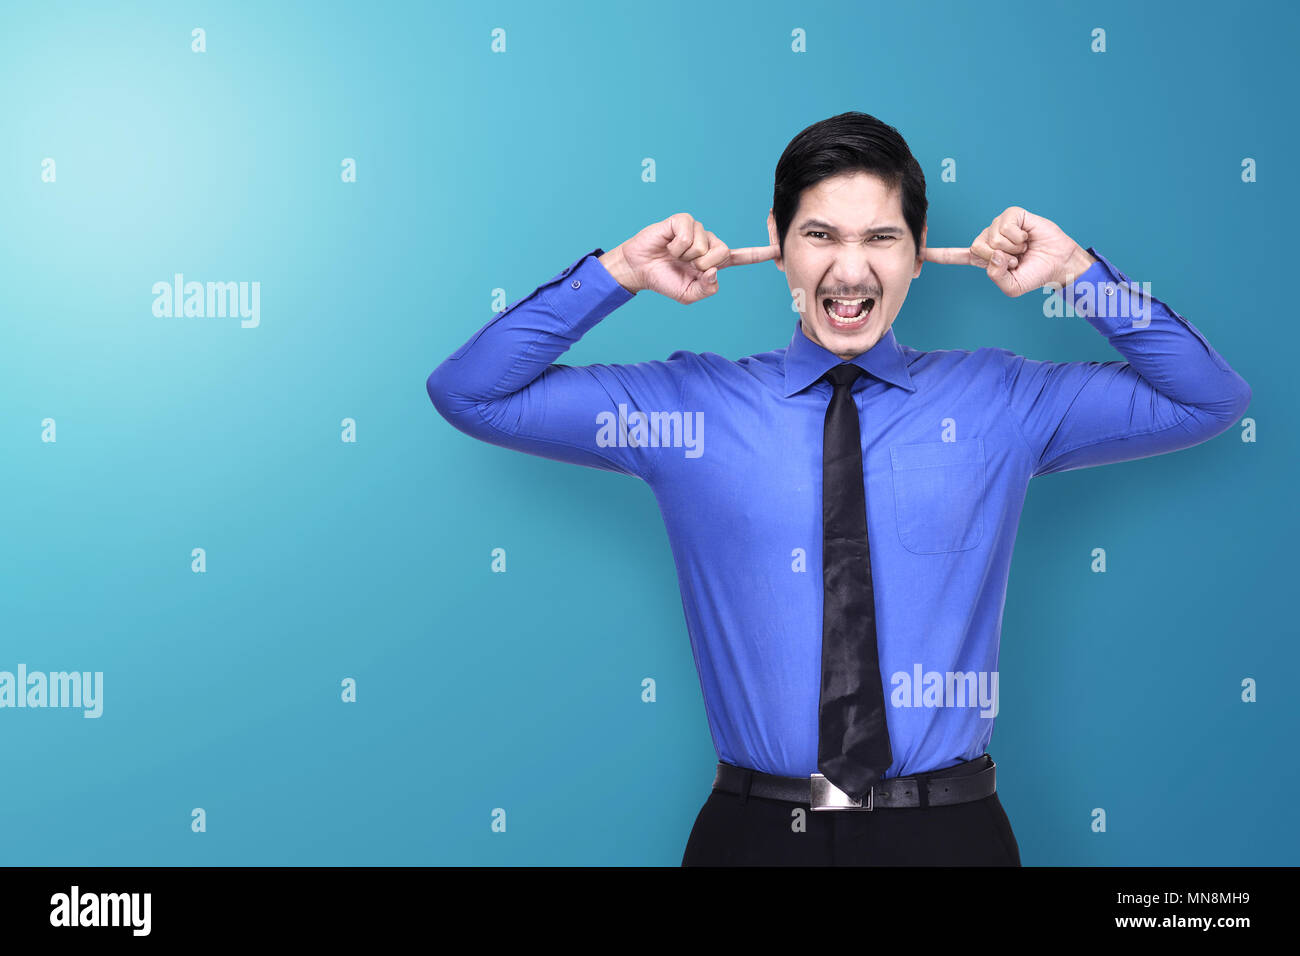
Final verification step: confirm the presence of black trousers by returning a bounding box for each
[681,754,1021,866]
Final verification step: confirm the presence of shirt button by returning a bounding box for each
[1104,282,1115,296]
[571,279,581,289]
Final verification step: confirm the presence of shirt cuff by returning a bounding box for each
[533,248,636,338]
[1063,246,1160,332]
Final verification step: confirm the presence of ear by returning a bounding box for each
[913,223,928,279]
[767,209,784,273]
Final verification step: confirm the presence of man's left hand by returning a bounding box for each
[923,206,1096,297]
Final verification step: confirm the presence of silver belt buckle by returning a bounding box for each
[809,773,873,811]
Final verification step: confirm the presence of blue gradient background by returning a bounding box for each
[1,0,1294,865]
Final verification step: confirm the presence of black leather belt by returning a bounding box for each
[712,755,997,811]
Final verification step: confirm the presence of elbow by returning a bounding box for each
[426,365,446,413]
[1226,374,1252,424]
[426,362,465,426]
[426,363,496,439]
[1199,364,1252,427]
[1175,374,1252,445]
[1193,375,1251,441]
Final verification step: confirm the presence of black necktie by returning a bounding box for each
[818,363,892,802]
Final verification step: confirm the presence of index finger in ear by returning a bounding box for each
[922,246,973,266]
[722,244,780,267]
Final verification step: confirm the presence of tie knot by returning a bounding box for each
[823,363,864,389]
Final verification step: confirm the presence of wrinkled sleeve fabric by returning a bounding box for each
[996,247,1252,477]
[426,248,693,483]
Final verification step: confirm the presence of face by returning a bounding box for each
[767,170,926,361]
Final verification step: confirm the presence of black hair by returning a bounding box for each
[772,111,928,259]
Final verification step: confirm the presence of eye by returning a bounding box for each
[806,232,897,242]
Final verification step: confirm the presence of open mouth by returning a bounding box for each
[822,297,875,331]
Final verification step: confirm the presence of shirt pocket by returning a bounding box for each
[889,438,986,554]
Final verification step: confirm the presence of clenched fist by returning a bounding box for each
[600,213,778,305]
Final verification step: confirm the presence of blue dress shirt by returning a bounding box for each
[427,247,1251,779]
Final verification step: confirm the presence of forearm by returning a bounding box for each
[427,249,633,415]
[1005,247,1252,476]
[1066,247,1251,424]
[424,248,688,482]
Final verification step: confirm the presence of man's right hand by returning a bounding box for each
[600,213,778,304]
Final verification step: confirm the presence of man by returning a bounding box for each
[426,111,1250,866]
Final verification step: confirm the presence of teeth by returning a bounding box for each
[824,297,873,325]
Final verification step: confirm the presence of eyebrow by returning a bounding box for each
[796,219,905,236]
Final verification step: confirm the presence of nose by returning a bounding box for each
[825,249,880,297]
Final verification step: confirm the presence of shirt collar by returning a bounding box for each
[782,318,916,397]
